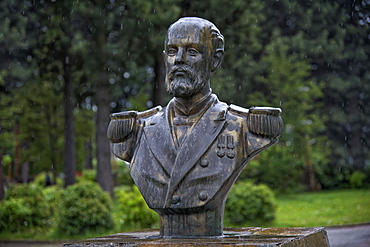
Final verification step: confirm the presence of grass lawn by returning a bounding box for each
[272,189,370,227]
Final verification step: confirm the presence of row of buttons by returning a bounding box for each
[170,159,211,205]
[171,191,208,205]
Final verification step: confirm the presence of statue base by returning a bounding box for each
[63,227,330,246]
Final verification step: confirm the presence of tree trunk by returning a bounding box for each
[95,14,113,196]
[96,73,113,196]
[46,105,58,185]
[63,54,76,187]
[7,156,12,183]
[152,54,166,106]
[14,118,21,181]
[21,162,29,184]
[0,153,4,200]
[84,138,93,170]
[348,94,364,171]
[304,135,321,191]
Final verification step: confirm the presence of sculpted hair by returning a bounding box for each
[166,17,225,54]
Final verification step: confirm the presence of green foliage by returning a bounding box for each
[225,181,276,226]
[350,171,367,189]
[114,160,134,187]
[0,198,33,232]
[0,0,369,211]
[76,169,97,183]
[42,186,62,216]
[56,182,114,235]
[1,154,12,168]
[241,145,305,193]
[0,184,52,232]
[115,185,158,230]
[317,162,353,189]
[33,172,62,187]
[247,35,328,191]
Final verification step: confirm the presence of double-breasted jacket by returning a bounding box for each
[108,94,283,236]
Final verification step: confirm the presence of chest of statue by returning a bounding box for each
[129,106,248,210]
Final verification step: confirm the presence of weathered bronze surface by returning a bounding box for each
[64,227,330,246]
[107,17,284,238]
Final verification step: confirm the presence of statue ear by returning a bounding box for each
[212,50,224,74]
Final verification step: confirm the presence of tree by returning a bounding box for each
[0,0,38,183]
[0,1,96,188]
[32,0,78,186]
[72,0,117,195]
[258,0,370,187]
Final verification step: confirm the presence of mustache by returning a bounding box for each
[168,65,194,80]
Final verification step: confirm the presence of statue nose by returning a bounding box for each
[175,48,185,64]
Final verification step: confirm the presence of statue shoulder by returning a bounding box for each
[229,104,250,116]
[108,106,162,143]
[228,104,283,138]
[110,106,162,120]
[247,106,284,138]
[137,106,163,119]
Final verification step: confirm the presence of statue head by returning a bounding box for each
[164,17,224,98]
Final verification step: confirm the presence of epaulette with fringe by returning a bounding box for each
[247,106,283,138]
[107,106,162,143]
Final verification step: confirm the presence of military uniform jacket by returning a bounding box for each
[108,94,283,212]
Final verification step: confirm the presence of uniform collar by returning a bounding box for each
[173,92,214,116]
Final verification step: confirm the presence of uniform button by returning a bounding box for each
[200,159,209,167]
[171,195,181,204]
[198,191,208,201]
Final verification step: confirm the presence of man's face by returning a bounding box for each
[164,22,213,98]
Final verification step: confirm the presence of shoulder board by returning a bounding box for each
[249,106,281,116]
[110,110,137,120]
[110,106,162,120]
[229,104,249,116]
[137,106,162,119]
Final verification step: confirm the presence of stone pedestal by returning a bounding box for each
[63,227,330,247]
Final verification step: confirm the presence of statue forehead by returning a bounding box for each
[166,19,212,45]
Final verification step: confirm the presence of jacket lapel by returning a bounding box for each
[165,102,228,206]
[143,107,177,177]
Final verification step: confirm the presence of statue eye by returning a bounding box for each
[187,48,198,56]
[167,48,177,56]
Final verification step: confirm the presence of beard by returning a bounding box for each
[165,65,210,98]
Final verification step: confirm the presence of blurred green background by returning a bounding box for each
[0,0,369,240]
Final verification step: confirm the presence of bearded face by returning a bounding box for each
[165,64,210,97]
[164,22,213,98]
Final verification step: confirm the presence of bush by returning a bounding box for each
[115,160,134,186]
[56,181,114,235]
[241,145,305,193]
[0,184,52,232]
[0,198,33,232]
[42,186,62,216]
[115,185,158,230]
[33,172,62,187]
[225,181,276,226]
[350,171,366,189]
[76,169,96,183]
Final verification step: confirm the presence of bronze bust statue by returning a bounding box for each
[107,17,283,238]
